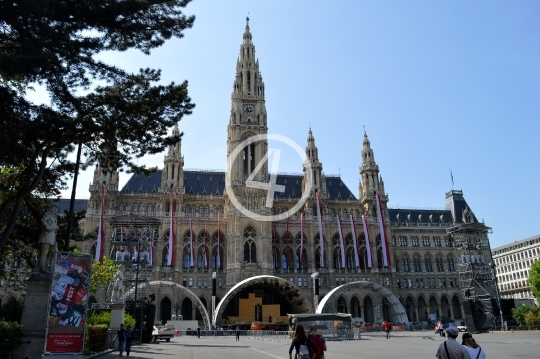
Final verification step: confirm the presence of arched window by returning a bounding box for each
[183,252,190,269]
[244,239,256,263]
[281,254,288,269]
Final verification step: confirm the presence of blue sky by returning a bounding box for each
[43,1,539,249]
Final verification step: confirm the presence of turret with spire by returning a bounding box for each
[162,123,184,191]
[359,131,388,214]
[303,128,326,196]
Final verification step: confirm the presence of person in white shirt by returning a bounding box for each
[462,332,486,359]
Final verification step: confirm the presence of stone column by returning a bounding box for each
[360,306,365,319]
[437,305,442,319]
[110,302,126,350]
[192,308,197,322]
[449,305,454,319]
[13,274,50,359]
[414,306,420,322]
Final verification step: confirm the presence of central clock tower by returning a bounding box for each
[225,19,273,286]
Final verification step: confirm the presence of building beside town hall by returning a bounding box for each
[77,23,493,327]
[492,234,540,301]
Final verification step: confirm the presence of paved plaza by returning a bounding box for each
[96,330,539,359]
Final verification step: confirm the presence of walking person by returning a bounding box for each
[114,324,126,357]
[307,326,326,359]
[235,326,240,341]
[288,325,317,359]
[125,324,133,357]
[435,327,470,359]
[383,321,392,339]
[462,332,487,359]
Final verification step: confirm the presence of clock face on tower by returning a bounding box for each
[243,104,255,115]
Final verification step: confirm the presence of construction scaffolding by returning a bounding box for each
[447,222,501,331]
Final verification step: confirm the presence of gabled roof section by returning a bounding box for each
[444,190,479,223]
[121,170,357,200]
[387,208,452,224]
[50,199,88,214]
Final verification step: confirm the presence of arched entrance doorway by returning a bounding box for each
[364,296,374,323]
[181,297,193,320]
[160,297,172,324]
[316,281,408,324]
[213,275,313,326]
[351,296,361,317]
[337,296,347,313]
[126,280,211,329]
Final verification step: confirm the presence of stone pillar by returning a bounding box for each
[13,274,51,359]
[192,308,197,322]
[414,306,420,322]
[110,302,126,350]
[437,305,442,319]
[460,304,466,320]
[360,306,365,319]
[449,305,454,320]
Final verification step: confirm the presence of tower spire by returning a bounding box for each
[359,132,387,212]
[303,129,324,194]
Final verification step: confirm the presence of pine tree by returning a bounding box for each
[0,1,196,250]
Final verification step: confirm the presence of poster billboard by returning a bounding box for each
[45,252,92,353]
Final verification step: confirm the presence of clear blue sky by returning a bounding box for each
[44,1,539,249]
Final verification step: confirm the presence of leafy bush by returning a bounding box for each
[0,321,23,359]
[511,305,540,327]
[0,300,24,323]
[87,310,135,328]
[85,324,109,354]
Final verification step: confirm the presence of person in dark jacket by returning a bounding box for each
[288,325,317,359]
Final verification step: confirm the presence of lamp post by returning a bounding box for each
[64,142,83,251]
[311,272,319,312]
[211,272,217,327]
[174,302,180,320]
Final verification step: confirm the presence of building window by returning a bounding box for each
[218,277,223,288]
[422,237,430,246]
[303,278,308,287]
[399,236,407,246]
[425,258,433,272]
[298,277,303,287]
[436,258,444,272]
[385,277,390,286]
[188,277,193,287]
[197,278,202,287]
[392,236,396,246]
[434,237,441,246]
[203,277,208,287]
[402,259,410,272]
[444,237,450,247]
[438,279,443,287]
[447,258,455,272]
[411,237,419,247]
[414,259,422,272]
[408,279,412,288]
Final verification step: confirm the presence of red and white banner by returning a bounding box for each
[203,223,208,268]
[361,215,372,268]
[316,190,325,267]
[167,186,175,266]
[95,182,105,263]
[337,214,346,268]
[300,213,305,268]
[350,214,360,268]
[273,221,279,268]
[217,213,221,268]
[376,192,391,267]
[189,219,194,267]
[285,217,291,268]
[149,245,154,267]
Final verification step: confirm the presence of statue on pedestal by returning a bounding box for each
[111,265,126,302]
[38,207,58,273]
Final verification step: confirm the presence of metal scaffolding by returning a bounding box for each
[447,222,502,329]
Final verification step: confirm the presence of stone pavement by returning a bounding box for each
[95,330,539,359]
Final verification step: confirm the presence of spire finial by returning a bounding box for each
[363,125,366,135]
[246,13,250,27]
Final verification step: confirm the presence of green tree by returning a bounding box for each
[0,0,196,251]
[89,257,118,294]
[511,304,540,327]
[528,260,540,300]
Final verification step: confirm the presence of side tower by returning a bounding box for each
[225,19,273,286]
[358,132,390,270]
[302,129,326,197]
[161,123,185,193]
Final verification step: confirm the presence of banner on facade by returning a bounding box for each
[45,252,92,354]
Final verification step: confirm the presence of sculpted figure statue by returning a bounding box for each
[38,207,59,273]
[111,265,126,302]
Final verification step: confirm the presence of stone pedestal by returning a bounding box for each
[13,272,51,359]
[110,302,125,349]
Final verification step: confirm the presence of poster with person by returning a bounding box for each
[45,252,92,353]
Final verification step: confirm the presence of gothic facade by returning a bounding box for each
[79,23,489,326]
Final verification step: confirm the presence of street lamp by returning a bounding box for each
[174,302,180,320]
[211,272,216,327]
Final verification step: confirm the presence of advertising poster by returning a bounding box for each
[45,252,92,353]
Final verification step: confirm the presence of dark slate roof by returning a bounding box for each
[444,190,479,223]
[387,209,453,224]
[50,199,88,214]
[121,170,357,200]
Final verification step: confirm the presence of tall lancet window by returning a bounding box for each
[247,71,251,92]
